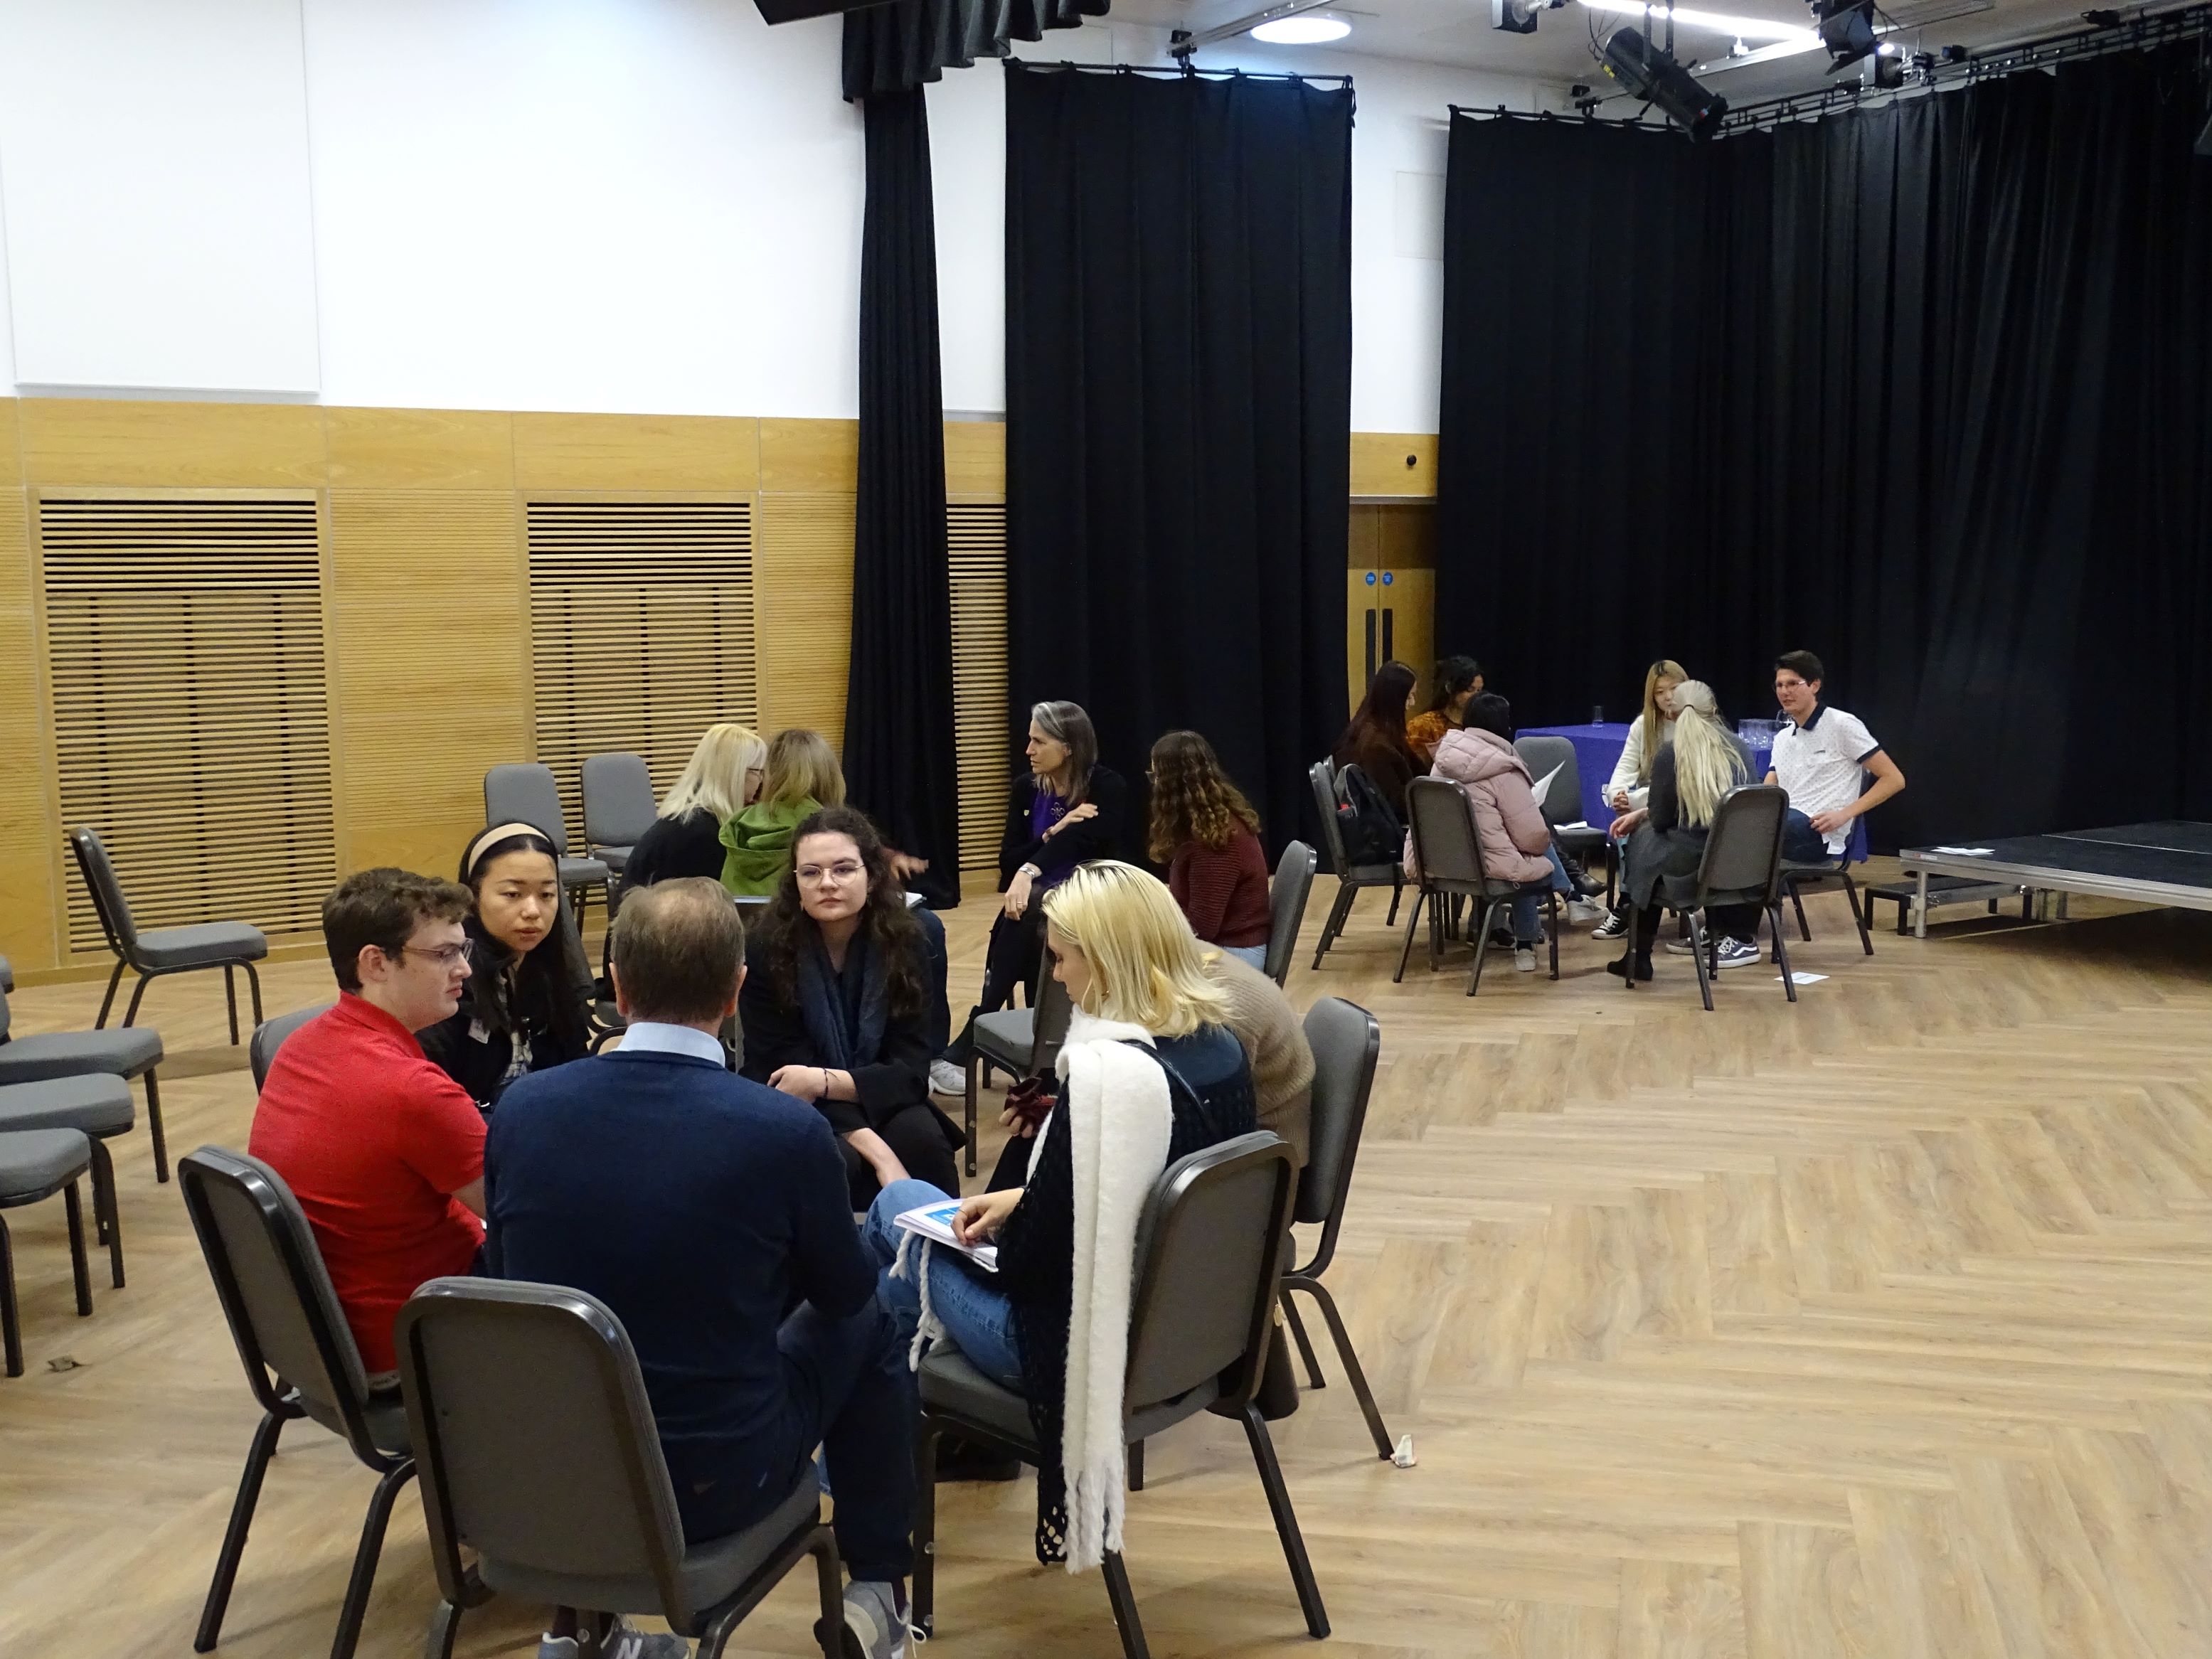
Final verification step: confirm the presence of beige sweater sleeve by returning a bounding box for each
[1203,954,1316,1166]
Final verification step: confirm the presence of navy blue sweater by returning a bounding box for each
[483,1049,873,1520]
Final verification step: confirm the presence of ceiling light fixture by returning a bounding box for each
[1251,12,1351,41]
[1578,0,1818,45]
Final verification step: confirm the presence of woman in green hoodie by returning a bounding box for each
[721,727,846,896]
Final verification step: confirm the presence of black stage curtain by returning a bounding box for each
[1004,63,1354,857]
[843,0,1103,102]
[1436,46,2212,848]
[845,85,962,906]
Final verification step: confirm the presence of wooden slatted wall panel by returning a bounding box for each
[947,503,1009,872]
[325,490,527,877]
[0,451,56,969]
[753,493,855,744]
[38,497,336,952]
[526,501,759,841]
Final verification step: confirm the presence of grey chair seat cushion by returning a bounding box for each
[299,1389,411,1458]
[559,855,612,887]
[596,845,633,873]
[1780,859,1849,877]
[479,1469,822,1623]
[919,1348,1218,1452]
[1343,863,1400,884]
[0,1127,94,1200]
[972,1008,1035,1070]
[1659,874,1770,911]
[134,921,270,969]
[0,1073,135,1136]
[1555,825,1609,846]
[0,1026,164,1083]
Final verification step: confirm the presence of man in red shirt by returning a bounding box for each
[250,868,486,1380]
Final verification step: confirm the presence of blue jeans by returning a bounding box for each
[1218,943,1267,970]
[1509,845,1576,944]
[865,1178,1024,1389]
[1781,809,1834,865]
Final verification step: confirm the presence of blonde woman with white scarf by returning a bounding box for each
[863,860,1256,1572]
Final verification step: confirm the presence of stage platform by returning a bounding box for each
[1898,820,2212,937]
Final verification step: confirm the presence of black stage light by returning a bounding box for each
[1601,26,1729,138]
[1815,0,1878,71]
[1867,42,1906,87]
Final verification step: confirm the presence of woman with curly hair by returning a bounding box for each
[1148,730,1271,968]
[740,805,964,1207]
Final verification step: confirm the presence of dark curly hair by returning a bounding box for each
[1146,730,1262,863]
[754,806,925,1018]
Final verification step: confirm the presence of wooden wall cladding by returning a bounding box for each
[513,412,758,494]
[753,492,856,744]
[0,464,57,972]
[947,502,1010,872]
[18,398,327,490]
[1350,432,1437,498]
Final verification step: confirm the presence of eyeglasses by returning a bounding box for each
[795,861,866,885]
[398,942,471,968]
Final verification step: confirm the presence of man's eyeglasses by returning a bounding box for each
[796,861,866,885]
[398,942,471,968]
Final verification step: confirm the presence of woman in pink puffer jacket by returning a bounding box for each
[1403,695,1575,962]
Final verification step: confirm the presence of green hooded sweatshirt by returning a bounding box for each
[719,796,821,897]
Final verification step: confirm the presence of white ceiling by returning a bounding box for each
[1127,0,2142,108]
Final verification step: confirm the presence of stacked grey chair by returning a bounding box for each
[0,954,168,1185]
[0,1125,97,1377]
[580,752,657,891]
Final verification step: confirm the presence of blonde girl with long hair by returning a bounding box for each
[1605,658,1689,813]
[1605,681,1762,980]
[615,722,767,894]
[860,860,1255,1571]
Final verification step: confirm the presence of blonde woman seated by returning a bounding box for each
[1593,659,1686,941]
[619,722,767,896]
[863,860,1256,1569]
[721,727,846,897]
[1605,679,1760,979]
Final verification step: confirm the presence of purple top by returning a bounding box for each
[1028,788,1073,891]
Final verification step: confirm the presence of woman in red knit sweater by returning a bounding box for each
[1148,731,1272,968]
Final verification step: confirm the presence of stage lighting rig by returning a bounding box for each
[1600,25,1729,137]
[1813,0,1878,70]
[1494,0,1567,33]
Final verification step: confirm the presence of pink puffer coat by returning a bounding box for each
[1403,727,1554,885]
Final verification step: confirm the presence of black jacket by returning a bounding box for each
[996,764,1128,889]
[418,917,595,1109]
[618,808,728,897]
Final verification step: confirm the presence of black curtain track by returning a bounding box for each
[1435,45,2212,849]
[845,84,962,906]
[1004,60,1355,860]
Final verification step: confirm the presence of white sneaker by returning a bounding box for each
[1565,897,1605,924]
[928,1060,967,1097]
[1513,945,1538,973]
[1713,937,1763,969]
[538,1619,690,1659]
[1591,907,1629,940]
[1664,937,1698,955]
[844,1581,908,1659]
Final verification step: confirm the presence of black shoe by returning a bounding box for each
[1604,955,1654,982]
[934,1434,1021,1483]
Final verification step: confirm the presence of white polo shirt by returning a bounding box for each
[1769,705,1881,853]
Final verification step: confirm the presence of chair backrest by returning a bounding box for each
[395,1278,698,1625]
[250,1004,333,1092]
[1026,967,1075,1079]
[1296,997,1380,1237]
[1697,784,1788,904]
[484,763,570,853]
[581,753,656,850]
[1307,762,1350,873]
[1123,1131,1297,1418]
[1512,735,1583,830]
[1263,841,1318,987]
[67,826,140,959]
[1405,776,1487,887]
[178,1146,378,1449]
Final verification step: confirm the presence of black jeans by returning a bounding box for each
[1629,900,1763,958]
[948,902,1046,1058]
[675,1299,915,1583]
[839,1102,961,1211]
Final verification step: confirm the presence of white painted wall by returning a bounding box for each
[0,0,1553,428]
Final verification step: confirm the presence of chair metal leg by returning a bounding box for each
[1102,1549,1154,1659]
[95,959,127,1029]
[63,1180,92,1316]
[1468,901,1503,997]
[244,959,266,1027]
[1281,1289,1325,1389]
[1689,913,1715,1011]
[1385,876,1403,927]
[120,971,153,1029]
[0,1215,18,1378]
[963,1057,979,1176]
[1391,889,1428,983]
[1788,882,1812,942]
[809,1528,845,1659]
[1312,884,1354,969]
[1128,1438,1145,1492]
[89,1138,123,1286]
[1842,875,1873,956]
[196,1407,291,1650]
[1547,891,1560,980]
[224,966,240,1047]
[329,1462,417,1659]
[1290,1276,1394,1459]
[1240,1404,1331,1639]
[912,1419,941,1638]
[1622,902,1640,992]
[1772,905,1799,1003]
[142,1069,169,1183]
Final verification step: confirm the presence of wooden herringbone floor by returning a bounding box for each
[3,868,2210,1658]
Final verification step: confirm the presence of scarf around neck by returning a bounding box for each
[794,924,887,1071]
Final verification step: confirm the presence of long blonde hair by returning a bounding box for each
[1042,860,1231,1037]
[1668,681,1748,828]
[1637,658,1689,785]
[759,728,847,812]
[659,723,767,822]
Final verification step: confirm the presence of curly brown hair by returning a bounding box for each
[753,806,925,1018]
[1146,730,1262,863]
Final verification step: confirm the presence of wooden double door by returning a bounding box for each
[1344,503,1435,713]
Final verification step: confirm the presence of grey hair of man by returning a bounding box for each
[610,877,746,1028]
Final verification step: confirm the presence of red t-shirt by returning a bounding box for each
[248,994,486,1372]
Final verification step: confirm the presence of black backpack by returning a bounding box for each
[1334,764,1403,867]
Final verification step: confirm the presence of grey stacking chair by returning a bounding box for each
[1397,777,1557,993]
[0,955,169,1181]
[962,967,1073,1177]
[913,1131,1326,1655]
[1513,735,1614,902]
[0,1128,96,1378]
[1263,840,1318,988]
[581,753,657,887]
[1308,762,1403,969]
[396,1278,843,1659]
[179,1148,415,1659]
[483,764,613,913]
[70,826,267,1042]
[1778,856,1875,956]
[1278,998,1400,1463]
[0,1075,132,1293]
[1625,784,1797,1012]
[250,1005,333,1093]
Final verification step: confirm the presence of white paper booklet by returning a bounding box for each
[893,1200,999,1272]
[1531,762,1563,810]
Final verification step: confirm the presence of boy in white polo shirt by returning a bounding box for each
[1764,651,1907,863]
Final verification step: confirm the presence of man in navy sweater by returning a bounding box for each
[486,878,913,1659]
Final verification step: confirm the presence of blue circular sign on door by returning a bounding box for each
[1381,572,1394,586]
[1364,571,1376,585]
